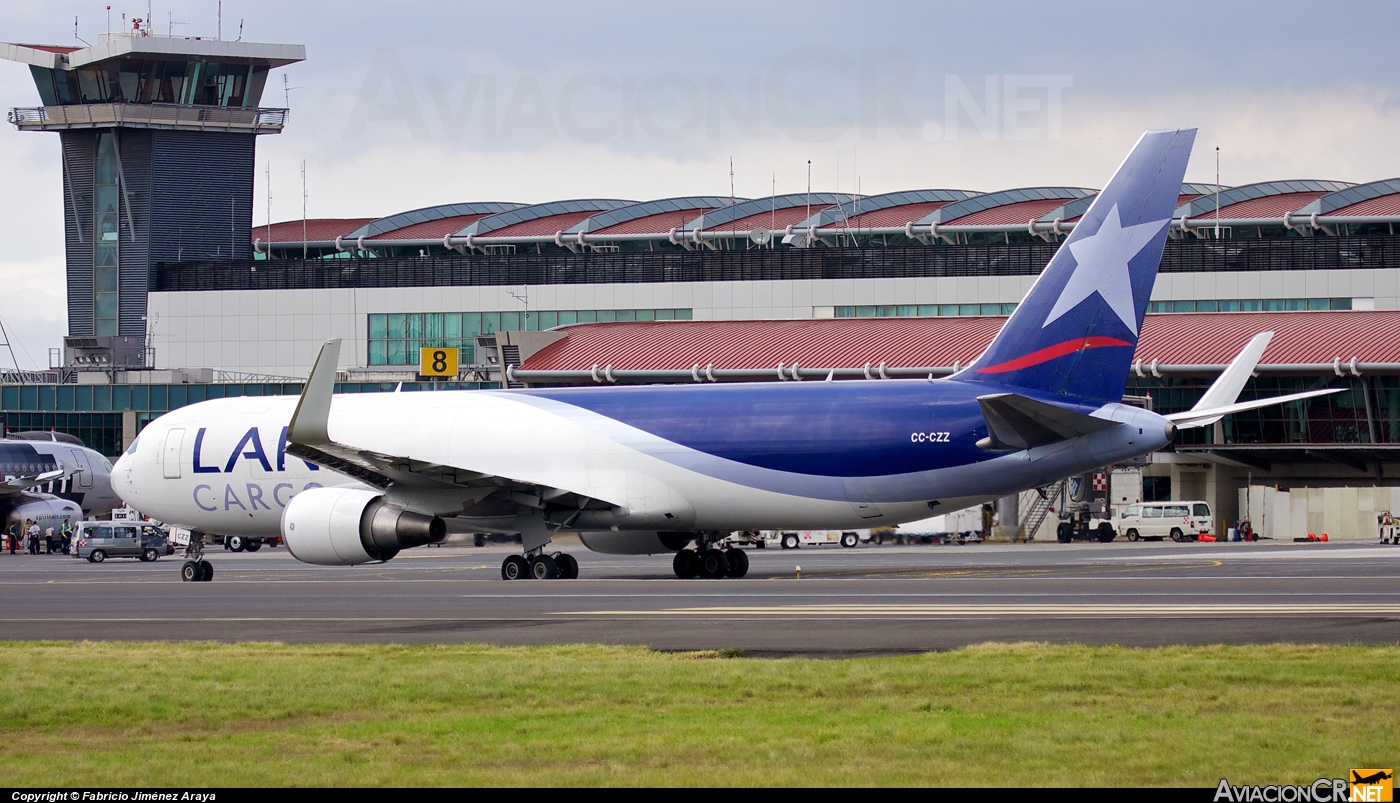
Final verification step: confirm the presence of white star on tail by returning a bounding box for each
[1042,204,1168,335]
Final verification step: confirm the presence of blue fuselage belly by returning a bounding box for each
[522,379,1091,478]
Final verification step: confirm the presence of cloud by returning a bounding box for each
[2,0,1400,365]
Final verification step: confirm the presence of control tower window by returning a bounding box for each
[94,132,121,337]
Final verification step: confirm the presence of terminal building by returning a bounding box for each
[5,29,1400,538]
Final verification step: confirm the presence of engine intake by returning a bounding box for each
[282,487,446,565]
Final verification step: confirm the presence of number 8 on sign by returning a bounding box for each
[419,346,459,377]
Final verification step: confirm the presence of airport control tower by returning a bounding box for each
[2,25,303,369]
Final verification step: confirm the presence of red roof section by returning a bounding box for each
[1132,311,1400,364]
[1209,191,1326,219]
[375,214,491,241]
[1327,195,1400,217]
[259,219,373,243]
[946,198,1068,226]
[521,311,1400,371]
[488,211,597,238]
[707,206,832,232]
[16,43,81,54]
[835,201,953,229]
[594,208,721,236]
[526,317,1001,371]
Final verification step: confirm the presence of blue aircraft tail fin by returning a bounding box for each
[956,129,1196,402]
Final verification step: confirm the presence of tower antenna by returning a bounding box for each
[301,159,309,260]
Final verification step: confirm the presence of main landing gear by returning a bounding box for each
[501,550,579,580]
[672,544,749,579]
[180,531,214,582]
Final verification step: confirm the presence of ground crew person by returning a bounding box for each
[5,521,16,554]
[60,519,75,555]
[25,519,39,554]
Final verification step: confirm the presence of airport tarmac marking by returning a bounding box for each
[563,603,1400,617]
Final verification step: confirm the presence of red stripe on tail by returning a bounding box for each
[976,336,1133,374]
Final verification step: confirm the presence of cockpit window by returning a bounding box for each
[123,437,139,456]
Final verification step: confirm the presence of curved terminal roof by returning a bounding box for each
[802,189,981,229]
[258,218,374,244]
[1177,180,1355,219]
[565,196,741,236]
[1299,179,1400,217]
[696,192,855,233]
[933,187,1096,226]
[346,202,523,241]
[1037,183,1224,224]
[458,199,636,238]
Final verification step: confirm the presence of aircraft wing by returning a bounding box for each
[976,393,1120,450]
[285,339,613,514]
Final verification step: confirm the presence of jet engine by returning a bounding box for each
[576,530,694,555]
[4,497,83,531]
[282,487,446,565]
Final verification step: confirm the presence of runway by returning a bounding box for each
[1,539,1397,654]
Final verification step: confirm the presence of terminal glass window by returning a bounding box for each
[834,304,1018,318]
[1147,298,1352,313]
[366,309,693,366]
[93,132,121,337]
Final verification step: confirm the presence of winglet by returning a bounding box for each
[287,339,341,446]
[1185,331,1273,425]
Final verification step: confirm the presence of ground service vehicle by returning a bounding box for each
[76,521,172,562]
[1116,502,1213,541]
[765,530,866,549]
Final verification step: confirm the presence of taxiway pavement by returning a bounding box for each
[1,540,1397,654]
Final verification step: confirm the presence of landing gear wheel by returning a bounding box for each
[245,541,262,553]
[90,549,106,563]
[555,553,579,579]
[1056,523,1072,544]
[724,548,749,578]
[142,548,159,562]
[1170,528,1185,542]
[840,532,859,548]
[199,561,213,581]
[529,554,559,580]
[1097,523,1115,543]
[181,561,200,582]
[501,555,528,581]
[673,549,700,579]
[781,533,800,550]
[699,548,730,579]
[227,536,245,552]
[1126,529,1140,542]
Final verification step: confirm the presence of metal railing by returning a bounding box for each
[9,103,288,133]
[154,234,1400,292]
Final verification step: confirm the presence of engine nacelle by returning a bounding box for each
[282,487,446,566]
[576,530,694,555]
[5,497,82,532]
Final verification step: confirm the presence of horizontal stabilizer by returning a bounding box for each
[1181,331,1273,426]
[0,468,65,492]
[977,393,1120,450]
[1166,388,1342,429]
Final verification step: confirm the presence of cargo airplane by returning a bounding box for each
[111,129,1338,582]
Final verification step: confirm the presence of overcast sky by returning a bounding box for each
[2,1,1399,367]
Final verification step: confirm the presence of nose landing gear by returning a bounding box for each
[179,531,214,582]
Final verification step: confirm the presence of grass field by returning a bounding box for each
[0,641,1395,786]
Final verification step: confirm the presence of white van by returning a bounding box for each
[1115,502,1213,542]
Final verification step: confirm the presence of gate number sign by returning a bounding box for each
[419,347,459,377]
